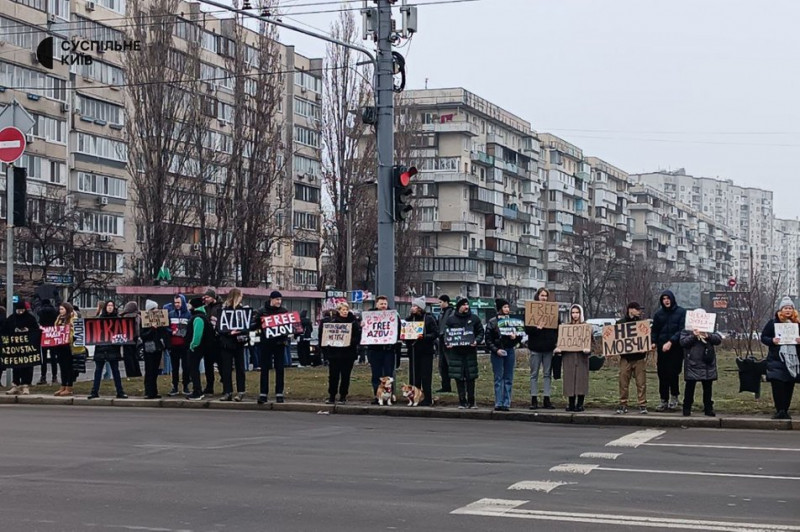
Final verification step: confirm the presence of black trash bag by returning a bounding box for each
[589,355,605,372]
[552,354,562,380]
[736,356,767,398]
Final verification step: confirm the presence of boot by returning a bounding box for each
[668,395,680,409]
[456,380,468,408]
[54,386,66,396]
[566,396,576,412]
[5,385,20,395]
[62,386,74,397]
[543,396,555,410]
[21,385,30,395]
[37,377,47,385]
[704,401,715,417]
[466,379,476,408]
[529,396,539,410]
[576,395,585,412]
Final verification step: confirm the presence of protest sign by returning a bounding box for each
[73,317,138,347]
[444,327,475,347]
[217,308,253,333]
[498,317,525,336]
[556,324,593,352]
[774,323,800,346]
[685,309,717,333]
[261,311,301,339]
[602,320,652,356]
[321,322,352,347]
[0,331,42,368]
[524,301,559,329]
[141,309,170,328]
[41,325,71,348]
[400,320,424,340]
[360,310,399,345]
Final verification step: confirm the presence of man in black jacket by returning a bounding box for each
[651,290,687,411]
[444,298,485,408]
[525,287,558,409]
[257,291,291,404]
[615,302,648,415]
[296,310,313,367]
[405,297,439,407]
[436,295,455,393]
[36,299,59,385]
[201,289,222,395]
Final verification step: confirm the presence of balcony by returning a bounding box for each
[421,121,480,136]
[417,221,479,233]
[469,151,495,166]
[427,171,480,186]
[469,198,496,214]
[432,271,480,283]
[503,207,532,223]
[468,248,495,260]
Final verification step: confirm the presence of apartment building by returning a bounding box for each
[401,88,545,307]
[0,0,323,308]
[774,218,800,298]
[585,156,633,251]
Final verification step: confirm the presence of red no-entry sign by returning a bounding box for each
[0,127,26,164]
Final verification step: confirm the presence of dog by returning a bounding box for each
[376,376,396,406]
[401,384,425,407]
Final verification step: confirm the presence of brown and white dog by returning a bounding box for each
[401,384,425,407]
[377,376,396,406]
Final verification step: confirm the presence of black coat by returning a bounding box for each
[258,304,291,348]
[444,310,485,380]
[651,290,686,347]
[680,330,721,381]
[761,315,800,383]
[37,303,59,328]
[404,311,439,357]
[319,311,361,361]
[525,292,559,352]
[486,313,523,356]
[94,309,123,362]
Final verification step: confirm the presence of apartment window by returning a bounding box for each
[293,155,321,177]
[462,236,468,250]
[76,133,128,162]
[0,16,50,50]
[293,126,320,148]
[217,101,233,122]
[6,155,66,185]
[294,97,320,119]
[293,241,319,258]
[0,61,67,102]
[79,59,125,86]
[293,211,319,231]
[77,95,124,125]
[294,71,321,93]
[419,207,438,222]
[77,172,128,199]
[11,0,46,11]
[294,269,318,286]
[294,184,320,203]
[200,30,218,53]
[95,0,125,14]
[418,157,459,172]
[173,18,200,41]
[75,250,124,273]
[71,15,124,44]
[80,212,124,236]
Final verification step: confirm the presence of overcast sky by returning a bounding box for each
[238,0,800,218]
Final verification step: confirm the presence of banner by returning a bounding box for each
[73,317,138,347]
[774,323,800,346]
[556,324,593,352]
[400,320,424,340]
[321,322,352,347]
[141,309,169,328]
[218,308,253,333]
[525,301,559,329]
[0,331,42,368]
[602,320,652,356]
[360,310,399,346]
[41,325,71,348]
[261,311,301,339]
[444,327,475,347]
[498,317,525,336]
[685,309,717,333]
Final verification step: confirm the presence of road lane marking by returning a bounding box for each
[550,463,800,481]
[549,463,598,475]
[580,452,621,460]
[507,481,576,493]
[606,429,665,448]
[451,498,800,531]
[644,443,800,452]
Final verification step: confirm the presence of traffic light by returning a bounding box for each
[393,165,417,222]
[13,167,27,227]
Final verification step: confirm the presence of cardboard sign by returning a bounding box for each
[774,323,800,346]
[498,317,525,336]
[360,310,399,345]
[73,317,138,347]
[41,325,71,347]
[602,320,652,356]
[261,311,301,339]
[218,308,253,333]
[445,327,475,347]
[321,322,352,347]
[141,309,169,328]
[525,301,559,329]
[556,324,593,352]
[685,309,716,333]
[0,331,42,368]
[400,320,424,340]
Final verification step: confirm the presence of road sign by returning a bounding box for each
[0,127,26,164]
[0,99,36,134]
[351,290,364,303]
[728,277,737,288]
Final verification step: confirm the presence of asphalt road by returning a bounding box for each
[0,406,798,532]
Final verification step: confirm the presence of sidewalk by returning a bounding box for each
[0,393,793,431]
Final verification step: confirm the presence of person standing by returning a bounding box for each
[201,289,222,396]
[88,300,127,399]
[255,291,290,404]
[366,295,400,400]
[141,300,169,399]
[486,298,522,411]
[615,302,649,415]
[120,301,143,378]
[405,297,438,407]
[319,302,361,404]
[436,295,455,393]
[525,287,558,410]
[444,298,485,409]
[36,298,59,385]
[217,289,249,402]
[186,298,215,400]
[4,299,41,396]
[52,302,77,397]
[296,310,313,367]
[761,296,800,420]
[651,290,687,411]
[167,294,192,396]
[555,304,591,412]
[680,323,722,417]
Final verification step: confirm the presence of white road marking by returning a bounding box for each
[451,498,800,531]
[644,443,800,452]
[507,481,576,493]
[606,429,665,448]
[0,141,22,149]
[580,452,621,460]
[549,463,598,475]
[551,464,800,481]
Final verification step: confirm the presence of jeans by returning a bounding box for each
[284,345,292,367]
[169,346,189,390]
[162,349,172,376]
[529,350,553,397]
[103,361,111,380]
[367,349,396,394]
[92,360,124,395]
[491,350,516,408]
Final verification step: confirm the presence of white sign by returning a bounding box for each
[685,309,717,333]
[360,310,399,345]
[219,308,252,332]
[774,323,799,345]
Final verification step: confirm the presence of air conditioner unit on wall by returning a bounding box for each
[97,196,108,206]
[86,1,95,10]
[98,234,110,242]
[191,243,201,251]
[60,102,70,113]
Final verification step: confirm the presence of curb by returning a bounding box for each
[2,394,794,430]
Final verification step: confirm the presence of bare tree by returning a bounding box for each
[729,268,784,357]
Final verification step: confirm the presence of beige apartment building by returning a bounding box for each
[0,0,323,308]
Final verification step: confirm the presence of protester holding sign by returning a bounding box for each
[3,299,41,396]
[679,321,722,417]
[52,303,77,397]
[256,291,291,404]
[364,296,401,399]
[614,302,649,415]
[120,301,143,379]
[319,302,361,404]
[436,295,455,393]
[444,298,485,409]
[651,290,687,412]
[404,297,438,407]
[486,298,522,411]
[140,300,169,400]
[524,288,559,410]
[167,294,192,397]
[760,296,800,420]
[216,289,250,402]
[36,298,59,386]
[87,301,128,400]
[554,304,591,412]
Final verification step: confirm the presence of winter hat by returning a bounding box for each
[145,299,158,311]
[204,289,217,299]
[269,290,283,299]
[438,294,450,303]
[455,297,469,310]
[122,301,139,315]
[627,302,642,311]
[188,297,203,310]
[778,296,795,311]
[411,296,426,310]
[495,298,509,311]
[14,298,27,311]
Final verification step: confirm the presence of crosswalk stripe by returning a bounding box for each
[507,481,576,493]
[606,429,665,448]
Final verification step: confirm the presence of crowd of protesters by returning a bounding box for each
[0,288,798,421]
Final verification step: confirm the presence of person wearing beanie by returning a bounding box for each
[256,290,290,404]
[444,297,484,408]
[3,299,41,396]
[554,304,591,412]
[88,301,128,400]
[761,296,800,419]
[185,298,215,400]
[200,290,222,395]
[295,310,314,367]
[118,301,143,378]
[651,290,687,411]
[485,298,522,411]
[680,309,722,417]
[525,287,559,410]
[405,297,438,406]
[36,298,59,385]
[615,302,649,415]
[436,295,455,393]
[140,300,169,399]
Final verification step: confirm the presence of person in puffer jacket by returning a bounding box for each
[761,296,800,420]
[679,321,722,417]
[485,298,522,411]
[319,302,362,404]
[166,294,192,396]
[651,290,687,411]
[444,298,485,409]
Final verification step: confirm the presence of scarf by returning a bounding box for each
[777,311,800,378]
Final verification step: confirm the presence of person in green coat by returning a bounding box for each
[444,298,485,409]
